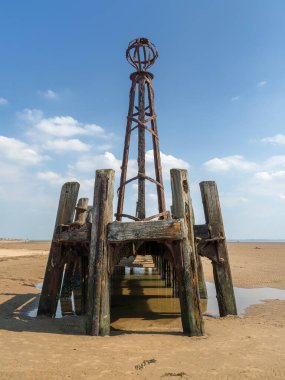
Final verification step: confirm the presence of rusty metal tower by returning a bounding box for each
[116,37,166,222]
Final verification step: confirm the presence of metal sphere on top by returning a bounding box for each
[126,37,158,71]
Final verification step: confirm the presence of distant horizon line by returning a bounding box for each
[1,237,285,243]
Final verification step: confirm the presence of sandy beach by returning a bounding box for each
[0,241,285,379]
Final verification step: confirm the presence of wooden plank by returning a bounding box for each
[171,169,204,336]
[107,219,182,243]
[86,169,115,336]
[200,181,237,316]
[54,223,90,243]
[37,182,80,317]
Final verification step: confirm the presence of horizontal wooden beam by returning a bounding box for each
[54,223,91,244]
[107,219,183,243]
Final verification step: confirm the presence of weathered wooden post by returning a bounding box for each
[38,182,79,317]
[86,169,115,336]
[200,181,237,316]
[59,197,89,314]
[171,169,204,336]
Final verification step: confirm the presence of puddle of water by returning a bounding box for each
[27,270,285,325]
[204,282,285,317]
[28,283,74,318]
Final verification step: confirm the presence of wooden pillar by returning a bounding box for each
[81,255,89,314]
[197,255,207,299]
[59,197,89,314]
[72,259,83,314]
[86,169,115,336]
[60,252,75,315]
[171,169,204,336]
[172,268,178,297]
[37,182,79,317]
[200,181,237,316]
[161,257,166,280]
[166,261,172,287]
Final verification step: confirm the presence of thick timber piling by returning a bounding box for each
[37,182,80,317]
[86,169,115,336]
[200,181,237,316]
[171,169,204,336]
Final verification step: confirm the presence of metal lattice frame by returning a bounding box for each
[116,38,166,222]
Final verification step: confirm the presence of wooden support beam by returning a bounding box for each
[54,223,90,244]
[200,181,237,316]
[86,169,115,336]
[171,169,204,336]
[108,219,182,243]
[37,182,80,317]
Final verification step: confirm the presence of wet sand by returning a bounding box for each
[0,241,285,379]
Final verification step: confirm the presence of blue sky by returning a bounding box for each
[1,1,285,239]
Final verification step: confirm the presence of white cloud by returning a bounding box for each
[95,143,113,151]
[148,193,158,201]
[0,136,45,165]
[265,155,285,170]
[39,89,58,100]
[231,96,240,102]
[18,108,108,139]
[0,97,8,105]
[257,80,267,88]
[37,171,68,185]
[71,149,189,184]
[280,194,285,200]
[36,116,106,138]
[18,108,43,123]
[262,134,285,145]
[254,171,285,181]
[203,155,257,172]
[74,152,126,175]
[146,150,189,179]
[0,162,22,181]
[43,139,90,152]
